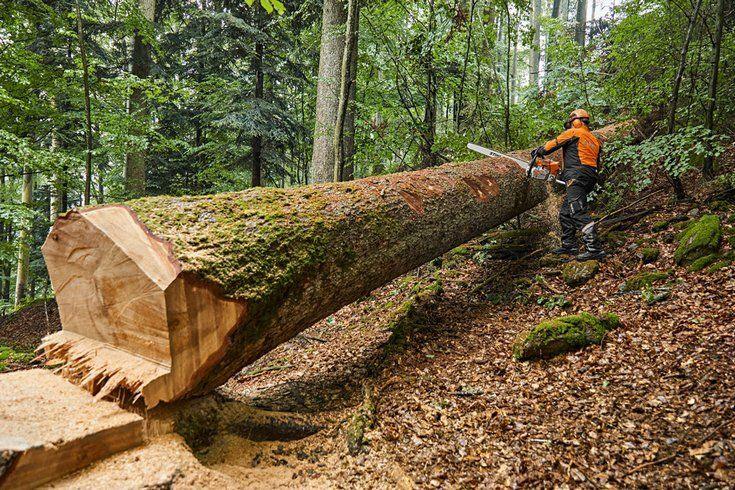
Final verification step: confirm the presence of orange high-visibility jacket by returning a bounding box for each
[543,125,601,170]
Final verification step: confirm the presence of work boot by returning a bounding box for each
[552,245,579,256]
[577,228,606,261]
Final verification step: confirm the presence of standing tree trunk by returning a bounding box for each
[125,0,155,197]
[666,0,703,199]
[311,0,347,183]
[342,5,360,181]
[49,97,63,220]
[14,168,32,307]
[252,40,264,187]
[0,175,9,302]
[456,0,476,129]
[333,0,358,182]
[503,1,512,147]
[575,0,587,46]
[419,0,438,168]
[529,0,542,88]
[702,0,724,178]
[76,1,93,206]
[511,27,519,104]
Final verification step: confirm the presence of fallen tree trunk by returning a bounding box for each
[41,122,631,409]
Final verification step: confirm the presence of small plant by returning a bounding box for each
[537,294,572,309]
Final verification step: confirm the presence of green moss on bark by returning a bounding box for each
[127,188,398,303]
[513,312,620,361]
[674,214,722,265]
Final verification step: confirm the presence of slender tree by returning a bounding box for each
[419,0,438,167]
[529,0,542,87]
[666,0,704,199]
[334,0,358,182]
[125,0,155,196]
[575,0,587,46]
[14,168,32,307]
[342,5,360,181]
[76,1,93,205]
[311,0,348,183]
[252,35,264,187]
[703,0,725,177]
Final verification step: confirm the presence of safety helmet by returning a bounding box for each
[565,109,590,129]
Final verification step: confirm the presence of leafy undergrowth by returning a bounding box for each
[199,195,735,488]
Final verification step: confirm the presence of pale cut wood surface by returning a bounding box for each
[0,369,145,489]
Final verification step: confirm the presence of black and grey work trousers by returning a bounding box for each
[559,167,598,248]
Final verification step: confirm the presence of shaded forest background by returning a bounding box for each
[0,0,733,311]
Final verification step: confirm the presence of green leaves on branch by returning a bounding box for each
[245,0,286,15]
[604,127,727,191]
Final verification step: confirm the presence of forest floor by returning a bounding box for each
[45,177,735,489]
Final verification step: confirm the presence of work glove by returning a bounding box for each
[531,146,546,159]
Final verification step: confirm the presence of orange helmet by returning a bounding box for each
[566,109,590,128]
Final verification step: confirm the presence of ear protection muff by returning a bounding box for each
[564,120,572,129]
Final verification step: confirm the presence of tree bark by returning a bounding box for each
[14,168,33,307]
[530,0,542,88]
[342,6,359,181]
[504,1,512,147]
[702,0,724,177]
[575,0,587,46]
[75,1,94,206]
[40,122,631,409]
[333,0,358,182]
[252,40,264,187]
[419,0,438,168]
[666,0,703,199]
[311,0,347,183]
[511,27,519,105]
[125,0,155,197]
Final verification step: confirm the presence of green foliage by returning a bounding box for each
[536,294,572,310]
[604,128,728,192]
[0,345,35,372]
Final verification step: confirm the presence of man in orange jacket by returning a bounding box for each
[532,109,606,260]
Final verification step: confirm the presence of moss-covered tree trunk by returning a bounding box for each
[41,123,629,407]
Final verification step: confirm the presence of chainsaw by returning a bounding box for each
[467,143,564,185]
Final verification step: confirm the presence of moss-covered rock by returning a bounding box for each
[652,220,670,232]
[674,214,722,265]
[538,254,563,267]
[603,231,627,248]
[707,260,731,273]
[687,253,720,272]
[562,260,599,287]
[620,270,669,292]
[709,200,731,212]
[513,312,620,361]
[638,247,660,264]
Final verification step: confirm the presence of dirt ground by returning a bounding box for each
[0,299,60,351]
[45,191,735,489]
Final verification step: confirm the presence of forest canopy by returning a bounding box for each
[0,0,732,310]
